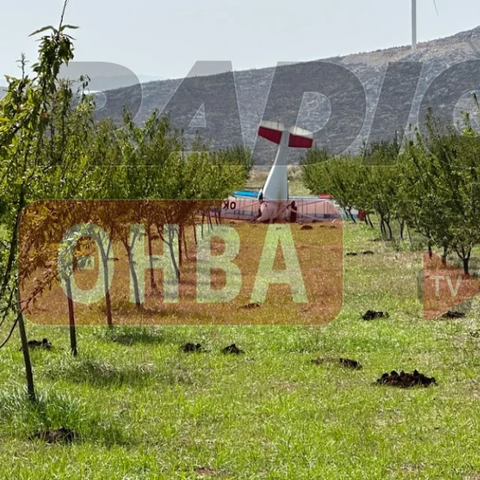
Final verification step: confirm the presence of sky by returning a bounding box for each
[1,0,480,82]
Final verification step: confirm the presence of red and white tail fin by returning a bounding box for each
[258,121,314,148]
[288,126,314,149]
[256,122,315,221]
[258,121,285,144]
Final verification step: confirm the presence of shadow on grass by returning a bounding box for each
[0,389,129,446]
[45,357,158,388]
[99,326,178,346]
[44,355,197,388]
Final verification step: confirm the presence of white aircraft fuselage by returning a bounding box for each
[256,122,313,223]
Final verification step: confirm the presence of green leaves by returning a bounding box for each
[29,26,55,37]
[59,24,79,32]
[302,104,480,273]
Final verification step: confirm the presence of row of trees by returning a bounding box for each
[302,108,480,276]
[0,6,253,399]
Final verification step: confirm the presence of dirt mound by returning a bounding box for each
[240,303,261,310]
[377,370,436,388]
[182,343,204,353]
[346,252,358,257]
[195,466,218,477]
[363,251,375,255]
[362,310,389,321]
[29,427,76,443]
[312,357,362,369]
[442,311,466,319]
[300,225,314,231]
[222,344,244,355]
[22,338,52,351]
[339,358,363,369]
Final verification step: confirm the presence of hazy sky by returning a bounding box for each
[1,0,480,81]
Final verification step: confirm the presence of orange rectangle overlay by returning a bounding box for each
[18,200,343,326]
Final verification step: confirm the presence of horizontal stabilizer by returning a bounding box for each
[288,126,314,148]
[258,121,314,148]
[258,121,285,144]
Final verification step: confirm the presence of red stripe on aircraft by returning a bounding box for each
[289,135,314,149]
[258,127,283,144]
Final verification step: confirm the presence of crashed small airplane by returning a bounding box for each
[220,121,347,223]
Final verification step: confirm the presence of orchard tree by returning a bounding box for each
[0,1,95,398]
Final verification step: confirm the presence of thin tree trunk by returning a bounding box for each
[442,246,448,267]
[156,225,180,282]
[105,285,113,327]
[123,239,141,308]
[129,261,141,308]
[178,224,183,267]
[98,237,113,328]
[0,192,24,301]
[380,219,386,239]
[183,226,192,261]
[407,225,413,244]
[463,257,470,276]
[147,226,156,292]
[18,314,35,401]
[168,226,180,282]
[65,277,77,356]
[347,208,356,223]
[386,221,393,241]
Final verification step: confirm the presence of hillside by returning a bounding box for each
[97,27,480,164]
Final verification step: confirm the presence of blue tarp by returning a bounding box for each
[233,190,259,198]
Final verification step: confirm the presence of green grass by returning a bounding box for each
[2,223,480,479]
[247,167,311,197]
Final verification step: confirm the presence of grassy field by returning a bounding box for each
[2,222,480,479]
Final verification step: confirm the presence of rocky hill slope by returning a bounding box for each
[97,26,480,164]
